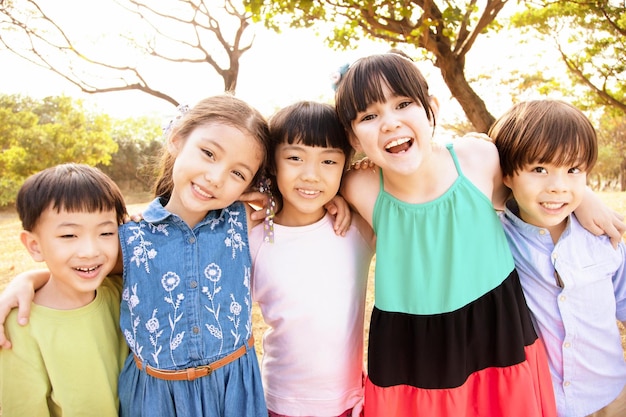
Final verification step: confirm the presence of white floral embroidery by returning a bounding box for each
[126,223,158,273]
[202,263,224,353]
[162,271,185,366]
[227,294,242,347]
[146,309,163,366]
[122,283,144,361]
[243,266,252,338]
[224,208,246,258]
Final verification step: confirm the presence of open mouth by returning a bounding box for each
[385,137,413,153]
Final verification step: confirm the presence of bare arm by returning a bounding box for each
[0,269,50,349]
[575,187,626,248]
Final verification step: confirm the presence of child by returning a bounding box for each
[115,94,271,417]
[0,163,128,416]
[492,100,626,417]
[334,52,559,417]
[0,94,272,416]
[250,101,375,417]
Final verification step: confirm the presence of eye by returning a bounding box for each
[101,232,116,237]
[232,170,246,181]
[397,100,412,109]
[59,234,76,239]
[568,167,582,174]
[287,155,302,162]
[322,159,338,165]
[359,114,376,122]
[532,166,547,174]
[202,149,215,159]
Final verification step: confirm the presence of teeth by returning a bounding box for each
[76,266,98,272]
[299,189,319,195]
[193,184,211,198]
[385,137,411,150]
[542,202,564,209]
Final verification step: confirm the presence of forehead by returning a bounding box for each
[37,207,118,229]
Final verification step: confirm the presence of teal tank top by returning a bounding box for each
[372,143,515,315]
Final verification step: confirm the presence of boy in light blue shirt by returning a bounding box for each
[493,99,626,417]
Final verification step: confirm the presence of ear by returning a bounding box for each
[348,132,363,153]
[20,230,45,262]
[428,96,440,126]
[502,174,513,189]
[167,133,183,156]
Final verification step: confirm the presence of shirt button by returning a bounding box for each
[559,295,566,302]
[188,236,196,244]
[564,342,571,348]
[192,326,200,334]
[564,381,571,387]
[539,229,546,235]
[190,280,198,289]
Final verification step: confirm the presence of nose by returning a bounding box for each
[77,236,101,258]
[300,161,320,181]
[547,172,568,193]
[381,112,401,132]
[204,166,224,188]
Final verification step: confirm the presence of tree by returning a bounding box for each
[0,0,256,106]
[98,116,164,192]
[510,0,626,114]
[246,0,508,132]
[0,94,117,205]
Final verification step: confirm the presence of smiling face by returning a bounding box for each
[165,122,264,227]
[350,83,435,176]
[504,162,587,241]
[273,141,346,226]
[21,208,120,308]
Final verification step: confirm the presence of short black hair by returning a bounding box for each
[17,163,127,231]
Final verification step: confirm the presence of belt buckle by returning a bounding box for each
[186,364,212,381]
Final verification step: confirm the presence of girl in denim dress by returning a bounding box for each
[117,95,271,416]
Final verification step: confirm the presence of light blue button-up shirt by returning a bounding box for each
[500,200,626,417]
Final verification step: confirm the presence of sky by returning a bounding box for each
[0,0,466,124]
[0,1,552,128]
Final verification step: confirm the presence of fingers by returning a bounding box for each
[333,211,351,236]
[240,191,269,212]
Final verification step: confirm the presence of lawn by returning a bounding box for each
[1,191,625,360]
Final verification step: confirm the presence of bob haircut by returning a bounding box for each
[268,101,354,171]
[16,163,127,231]
[490,100,598,177]
[266,101,353,208]
[335,53,436,135]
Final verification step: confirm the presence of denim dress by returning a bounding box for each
[118,198,266,417]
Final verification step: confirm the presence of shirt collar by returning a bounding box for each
[141,197,227,226]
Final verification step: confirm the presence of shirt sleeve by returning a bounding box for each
[612,243,626,322]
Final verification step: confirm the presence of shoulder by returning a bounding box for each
[100,275,123,296]
[452,136,499,171]
[351,210,376,251]
[341,166,380,225]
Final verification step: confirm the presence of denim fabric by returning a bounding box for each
[118,198,266,416]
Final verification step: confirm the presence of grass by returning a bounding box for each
[0,191,624,360]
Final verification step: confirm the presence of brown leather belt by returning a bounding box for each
[134,336,254,381]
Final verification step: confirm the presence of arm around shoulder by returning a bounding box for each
[340,166,379,228]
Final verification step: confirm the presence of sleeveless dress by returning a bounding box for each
[118,198,266,417]
[364,144,556,417]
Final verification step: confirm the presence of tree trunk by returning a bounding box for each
[436,54,495,133]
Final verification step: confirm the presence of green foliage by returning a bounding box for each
[97,116,163,192]
[511,0,626,113]
[0,94,117,206]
